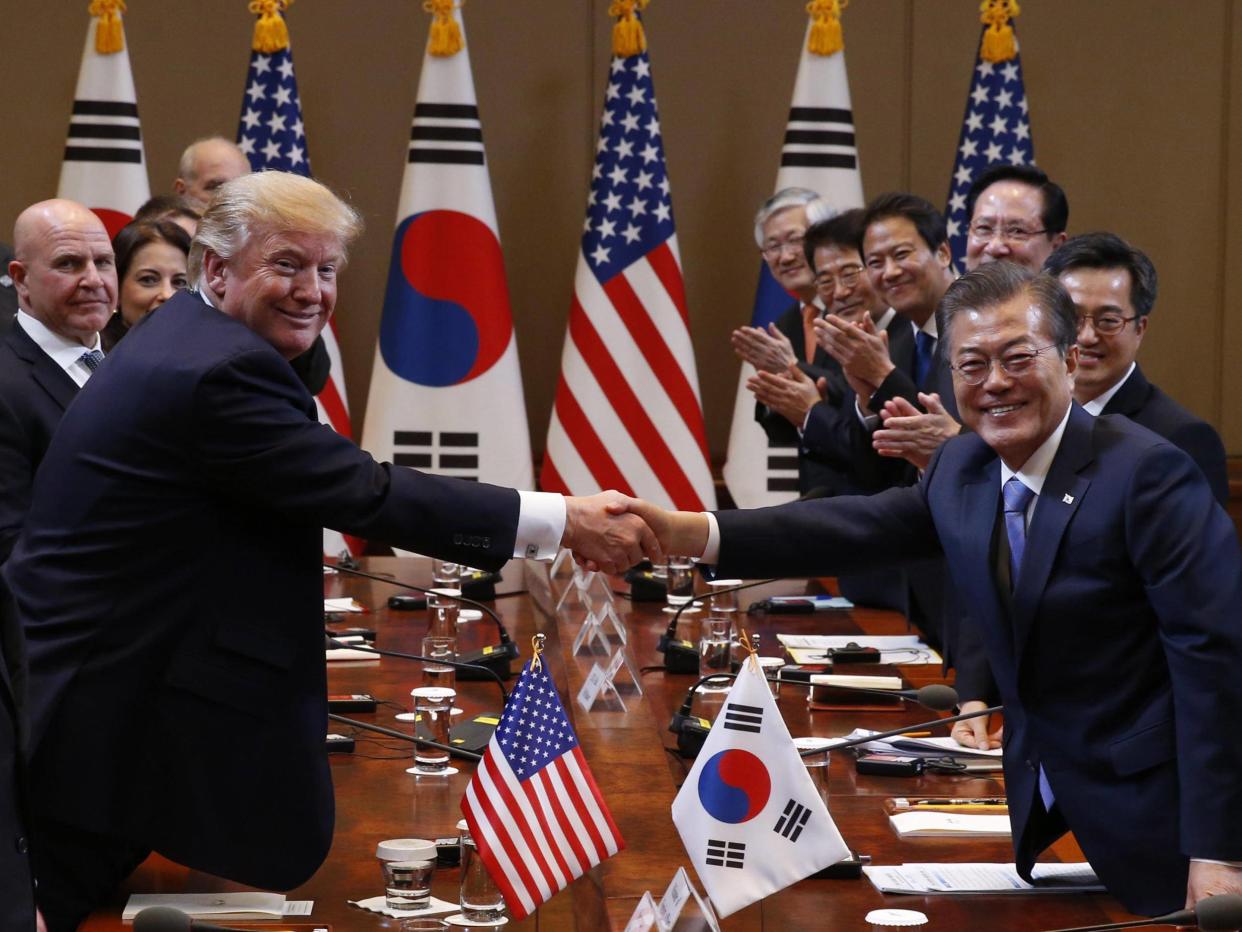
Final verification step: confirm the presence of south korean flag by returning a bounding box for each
[671,654,849,917]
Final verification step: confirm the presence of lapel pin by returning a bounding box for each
[1062,493,1074,505]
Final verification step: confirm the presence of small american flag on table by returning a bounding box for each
[461,647,624,920]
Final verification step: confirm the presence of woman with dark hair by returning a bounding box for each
[101,219,192,352]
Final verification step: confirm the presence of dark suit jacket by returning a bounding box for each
[1102,364,1228,507]
[0,576,36,932]
[0,322,80,563]
[715,405,1242,915]
[953,364,1231,703]
[5,291,523,894]
[752,301,841,495]
[0,243,17,335]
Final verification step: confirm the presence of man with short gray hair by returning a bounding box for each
[172,135,251,211]
[7,171,660,929]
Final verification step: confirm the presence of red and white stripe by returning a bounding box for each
[461,740,623,920]
[543,238,716,511]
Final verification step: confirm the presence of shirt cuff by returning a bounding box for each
[514,491,566,560]
[1191,858,1242,867]
[701,512,721,564]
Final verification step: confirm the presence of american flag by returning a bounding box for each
[460,657,623,920]
[234,10,357,555]
[944,25,1035,270]
[541,41,716,511]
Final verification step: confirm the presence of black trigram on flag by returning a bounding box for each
[408,103,485,166]
[773,798,811,842]
[723,702,763,734]
[779,106,858,171]
[393,430,480,480]
[766,440,799,493]
[64,100,143,164]
[705,839,745,869]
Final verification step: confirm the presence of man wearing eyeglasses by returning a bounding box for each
[1046,232,1226,505]
[730,188,838,494]
[745,209,896,497]
[953,232,1231,751]
[623,262,1242,916]
[963,164,1068,273]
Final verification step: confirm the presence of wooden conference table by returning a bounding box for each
[84,556,1152,931]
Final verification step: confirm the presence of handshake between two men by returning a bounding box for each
[561,492,707,574]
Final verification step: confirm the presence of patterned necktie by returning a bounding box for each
[1002,476,1036,587]
[913,329,935,387]
[79,349,104,372]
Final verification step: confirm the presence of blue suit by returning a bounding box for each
[715,404,1242,915]
[5,292,522,925]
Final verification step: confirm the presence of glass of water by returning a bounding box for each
[427,588,460,638]
[432,559,461,589]
[410,687,455,774]
[421,636,457,692]
[664,556,698,614]
[377,838,437,911]
[457,818,506,922]
[698,616,732,691]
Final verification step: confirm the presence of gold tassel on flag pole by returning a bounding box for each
[530,633,546,673]
[806,0,847,57]
[610,0,649,58]
[425,0,465,57]
[738,629,760,672]
[88,0,126,54]
[249,0,292,54]
[979,0,1020,63]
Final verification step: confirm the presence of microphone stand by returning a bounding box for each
[657,577,781,673]
[328,713,483,763]
[326,560,521,680]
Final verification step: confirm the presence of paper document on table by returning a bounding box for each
[122,892,313,920]
[777,634,941,665]
[888,811,1011,837]
[863,862,1103,895]
[324,597,366,613]
[828,728,1002,758]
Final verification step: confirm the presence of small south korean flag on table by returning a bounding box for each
[671,651,850,917]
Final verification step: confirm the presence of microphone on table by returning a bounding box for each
[656,577,782,673]
[325,635,509,704]
[1043,893,1242,932]
[668,671,961,758]
[133,906,248,932]
[328,711,483,762]
[799,702,1002,757]
[325,560,520,680]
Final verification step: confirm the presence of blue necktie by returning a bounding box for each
[1001,475,1056,810]
[79,349,104,372]
[913,330,935,387]
[1002,477,1035,586]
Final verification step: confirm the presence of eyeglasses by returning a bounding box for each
[760,233,806,261]
[949,344,1060,385]
[967,221,1048,243]
[814,264,864,292]
[1076,312,1138,336]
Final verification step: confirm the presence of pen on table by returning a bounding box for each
[897,731,931,738]
[911,797,1006,806]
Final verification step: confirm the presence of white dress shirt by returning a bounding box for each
[1080,362,1136,417]
[15,309,103,388]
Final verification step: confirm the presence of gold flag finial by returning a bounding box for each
[738,629,759,672]
[249,0,292,54]
[530,633,547,672]
[609,0,649,58]
[806,0,847,57]
[89,0,127,54]
[424,0,465,57]
[979,0,1020,63]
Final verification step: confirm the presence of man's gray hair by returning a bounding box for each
[753,187,822,246]
[936,262,1078,360]
[188,171,363,282]
[177,136,244,182]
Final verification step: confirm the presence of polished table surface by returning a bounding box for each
[83,556,1155,931]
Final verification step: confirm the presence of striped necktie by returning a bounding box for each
[79,349,104,372]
